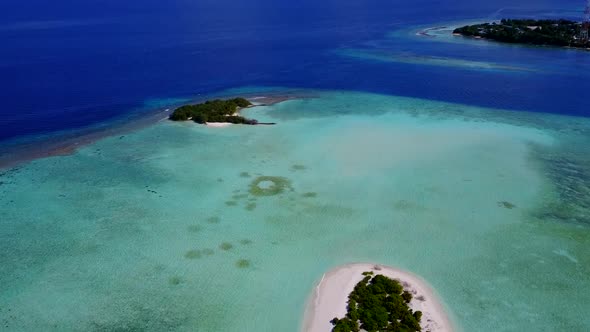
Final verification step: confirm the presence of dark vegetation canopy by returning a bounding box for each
[454,19,590,48]
[330,272,422,332]
[169,98,257,124]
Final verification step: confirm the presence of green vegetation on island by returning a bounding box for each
[169,97,259,124]
[454,19,590,48]
[331,272,422,332]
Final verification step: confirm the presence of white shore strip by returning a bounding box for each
[302,263,455,332]
[205,122,233,127]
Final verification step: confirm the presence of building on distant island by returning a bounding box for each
[581,0,590,42]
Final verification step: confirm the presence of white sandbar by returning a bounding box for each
[302,263,455,332]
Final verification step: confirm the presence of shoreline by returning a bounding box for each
[411,19,494,40]
[0,93,304,170]
[302,263,455,332]
[191,95,294,128]
[205,122,233,127]
[452,31,590,51]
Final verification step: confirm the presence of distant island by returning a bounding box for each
[169,97,272,125]
[453,19,590,49]
[330,271,422,332]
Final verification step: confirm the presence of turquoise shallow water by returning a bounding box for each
[1,90,589,331]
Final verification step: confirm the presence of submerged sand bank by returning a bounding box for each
[302,263,455,332]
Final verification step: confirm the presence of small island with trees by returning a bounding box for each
[330,271,422,332]
[453,19,590,49]
[169,97,273,125]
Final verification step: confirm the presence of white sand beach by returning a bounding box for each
[302,263,454,332]
[205,122,233,127]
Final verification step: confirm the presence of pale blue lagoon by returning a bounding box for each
[1,90,589,331]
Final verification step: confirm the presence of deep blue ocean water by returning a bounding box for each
[0,0,588,143]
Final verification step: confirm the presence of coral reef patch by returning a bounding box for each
[248,176,292,197]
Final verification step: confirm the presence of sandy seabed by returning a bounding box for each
[302,263,455,332]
